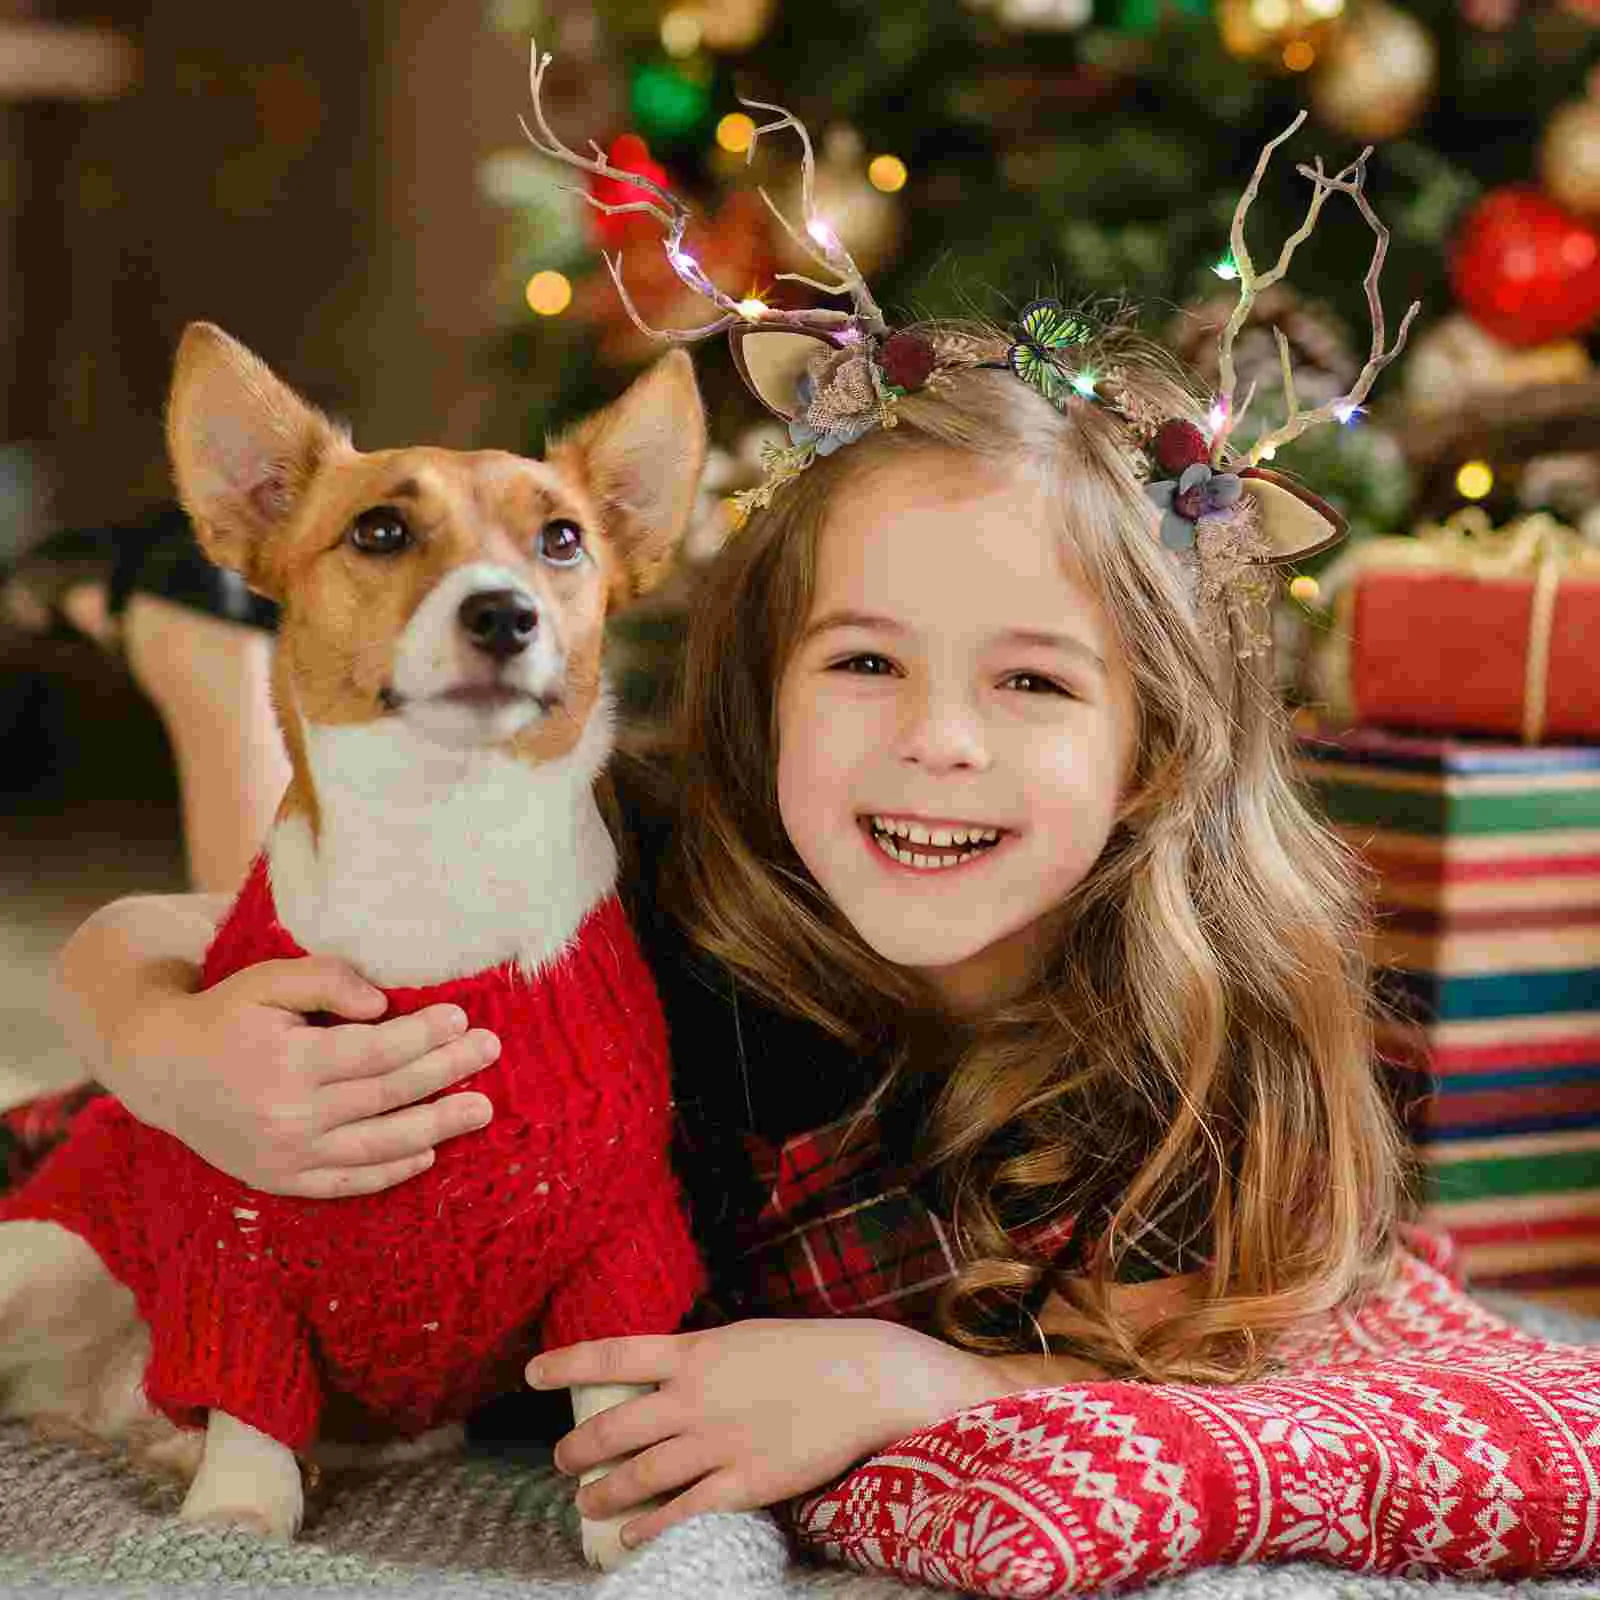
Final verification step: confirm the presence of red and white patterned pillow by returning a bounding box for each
[787,1227,1600,1595]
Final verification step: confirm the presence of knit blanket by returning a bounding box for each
[1,1287,1598,1600]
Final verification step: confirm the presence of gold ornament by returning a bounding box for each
[695,0,774,51]
[1541,98,1600,218]
[1309,0,1436,141]
[1217,0,1345,69]
[1400,312,1592,419]
[774,126,902,279]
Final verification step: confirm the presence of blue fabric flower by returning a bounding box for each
[787,371,880,457]
[1146,461,1243,551]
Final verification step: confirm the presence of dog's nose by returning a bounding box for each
[459,589,537,659]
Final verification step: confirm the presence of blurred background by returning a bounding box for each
[1,0,1598,1304]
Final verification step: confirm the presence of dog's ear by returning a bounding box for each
[553,349,707,603]
[166,322,345,601]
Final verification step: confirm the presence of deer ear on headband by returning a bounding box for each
[1237,468,1348,564]
[728,324,851,421]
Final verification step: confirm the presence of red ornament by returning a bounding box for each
[588,134,673,250]
[1152,418,1212,475]
[1449,187,1600,347]
[880,332,936,392]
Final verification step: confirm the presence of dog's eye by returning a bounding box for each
[349,507,410,555]
[537,519,584,567]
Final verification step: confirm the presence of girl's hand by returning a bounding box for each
[528,1318,1008,1548]
[111,957,500,1198]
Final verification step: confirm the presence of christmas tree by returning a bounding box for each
[477,0,1600,706]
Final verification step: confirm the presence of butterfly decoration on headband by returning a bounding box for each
[520,47,1418,563]
[1005,299,1093,407]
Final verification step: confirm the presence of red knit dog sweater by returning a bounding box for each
[1,854,704,1451]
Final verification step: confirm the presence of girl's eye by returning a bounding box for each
[349,507,411,555]
[1004,672,1073,697]
[538,519,585,566]
[832,653,898,676]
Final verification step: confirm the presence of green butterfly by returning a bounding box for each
[1006,299,1090,404]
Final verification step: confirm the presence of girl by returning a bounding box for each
[23,306,1410,1550]
[19,109,1416,1555]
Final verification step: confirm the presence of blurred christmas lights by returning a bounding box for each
[867,154,908,193]
[525,271,573,315]
[717,112,756,153]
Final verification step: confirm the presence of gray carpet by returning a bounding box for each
[1,1290,1597,1599]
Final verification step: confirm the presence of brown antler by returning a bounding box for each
[1210,111,1421,468]
[738,97,888,335]
[519,43,880,345]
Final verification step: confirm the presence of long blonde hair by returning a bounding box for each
[660,316,1414,1383]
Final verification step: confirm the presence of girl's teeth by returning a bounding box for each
[871,832,985,870]
[870,815,1001,845]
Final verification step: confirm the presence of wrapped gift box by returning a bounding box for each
[1297,722,1600,1312]
[1314,511,1600,745]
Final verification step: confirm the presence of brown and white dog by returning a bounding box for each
[0,324,708,1569]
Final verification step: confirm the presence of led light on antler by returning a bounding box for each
[737,298,769,319]
[1213,256,1240,281]
[1070,371,1100,398]
[806,217,840,251]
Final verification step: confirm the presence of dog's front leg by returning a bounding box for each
[180,1410,304,1538]
[569,1381,661,1571]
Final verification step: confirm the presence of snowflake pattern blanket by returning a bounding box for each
[787,1226,1600,1595]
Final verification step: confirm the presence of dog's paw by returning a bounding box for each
[179,1443,303,1539]
[579,1511,636,1572]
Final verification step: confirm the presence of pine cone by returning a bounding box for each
[1168,285,1358,413]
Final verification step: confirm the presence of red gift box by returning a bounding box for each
[1318,512,1600,744]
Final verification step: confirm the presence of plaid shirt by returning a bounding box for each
[694,1108,1211,1332]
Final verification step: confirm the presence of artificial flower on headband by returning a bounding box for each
[520,44,1419,579]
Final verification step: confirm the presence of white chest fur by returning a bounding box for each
[266,692,619,987]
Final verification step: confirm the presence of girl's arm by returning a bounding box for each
[984,1272,1207,1391]
[539,1275,1207,1548]
[51,894,500,1197]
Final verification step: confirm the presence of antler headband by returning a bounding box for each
[522,45,1419,570]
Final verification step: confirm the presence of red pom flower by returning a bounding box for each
[1152,419,1212,475]
[879,332,937,393]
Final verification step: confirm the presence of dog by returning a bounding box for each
[0,323,708,1570]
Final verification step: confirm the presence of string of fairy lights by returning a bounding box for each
[504,0,1541,574]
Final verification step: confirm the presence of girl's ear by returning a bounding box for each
[165,322,345,601]
[555,349,708,602]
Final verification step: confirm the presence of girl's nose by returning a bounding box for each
[895,686,989,772]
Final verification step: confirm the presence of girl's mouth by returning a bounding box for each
[859,814,1009,871]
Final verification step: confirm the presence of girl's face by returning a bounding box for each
[776,454,1137,1014]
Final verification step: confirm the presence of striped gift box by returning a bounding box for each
[1296,723,1600,1313]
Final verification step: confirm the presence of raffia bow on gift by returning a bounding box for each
[1316,509,1600,744]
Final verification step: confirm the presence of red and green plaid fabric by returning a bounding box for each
[0,1085,102,1195]
[724,1111,1210,1328]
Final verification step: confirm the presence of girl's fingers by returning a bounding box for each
[317,1031,500,1123]
[312,1005,480,1085]
[555,1391,677,1479]
[619,1470,748,1550]
[234,957,389,1022]
[276,1151,437,1200]
[575,1438,713,1522]
[306,1094,492,1170]
[528,1335,686,1392]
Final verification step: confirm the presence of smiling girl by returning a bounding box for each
[18,105,1415,1556]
